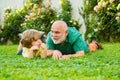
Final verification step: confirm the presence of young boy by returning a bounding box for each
[17,29,47,59]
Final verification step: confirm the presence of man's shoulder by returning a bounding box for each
[68,27,81,37]
[46,32,53,43]
[67,27,82,44]
[68,27,80,34]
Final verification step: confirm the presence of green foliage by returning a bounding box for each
[20,0,57,34]
[81,0,99,42]
[58,0,72,21]
[58,0,81,30]
[93,0,120,42]
[1,0,82,44]
[0,0,57,44]
[0,43,120,79]
[83,0,120,42]
[84,0,98,13]
[29,0,43,4]
[1,8,27,44]
[22,5,57,33]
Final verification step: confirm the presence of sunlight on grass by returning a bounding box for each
[0,43,120,80]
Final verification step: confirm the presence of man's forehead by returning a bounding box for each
[51,25,61,30]
[51,27,60,32]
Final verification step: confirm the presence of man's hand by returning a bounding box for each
[52,50,62,60]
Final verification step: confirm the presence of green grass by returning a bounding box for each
[0,43,120,80]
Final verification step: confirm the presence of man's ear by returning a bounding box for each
[65,30,68,36]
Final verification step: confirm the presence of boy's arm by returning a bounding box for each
[47,50,53,56]
[28,49,34,58]
[40,43,47,58]
[17,42,23,54]
[27,46,39,58]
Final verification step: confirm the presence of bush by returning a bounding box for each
[83,0,120,42]
[84,0,120,41]
[0,0,57,44]
[94,0,120,41]
[1,0,82,44]
[58,0,81,30]
[22,5,57,34]
[81,0,98,42]
[0,8,27,44]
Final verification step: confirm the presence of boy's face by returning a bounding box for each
[32,39,42,48]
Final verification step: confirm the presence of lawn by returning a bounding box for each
[0,43,120,80]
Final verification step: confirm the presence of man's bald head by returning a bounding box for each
[50,20,68,44]
[51,20,68,31]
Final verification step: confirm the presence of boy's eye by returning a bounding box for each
[34,39,37,41]
[34,38,38,41]
[33,38,38,41]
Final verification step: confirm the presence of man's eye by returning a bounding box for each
[55,32,60,34]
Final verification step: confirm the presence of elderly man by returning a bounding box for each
[46,20,89,60]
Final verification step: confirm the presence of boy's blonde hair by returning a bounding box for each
[21,29,40,48]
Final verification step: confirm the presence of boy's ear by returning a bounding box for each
[39,31,45,37]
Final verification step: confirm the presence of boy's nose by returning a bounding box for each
[38,39,42,43]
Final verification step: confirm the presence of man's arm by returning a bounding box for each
[47,50,53,56]
[69,50,85,57]
[61,51,85,60]
[47,50,62,60]
[47,50,85,60]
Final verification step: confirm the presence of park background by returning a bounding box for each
[0,0,119,44]
[0,0,86,44]
[0,0,120,80]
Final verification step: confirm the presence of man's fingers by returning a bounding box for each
[52,54,59,60]
[62,55,70,60]
[52,50,62,60]
[52,54,62,60]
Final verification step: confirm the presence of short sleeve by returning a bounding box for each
[73,36,89,53]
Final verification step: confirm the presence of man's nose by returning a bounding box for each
[52,32,56,37]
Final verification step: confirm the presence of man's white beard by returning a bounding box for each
[52,34,66,44]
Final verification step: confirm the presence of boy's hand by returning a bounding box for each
[30,46,39,51]
[41,43,47,49]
